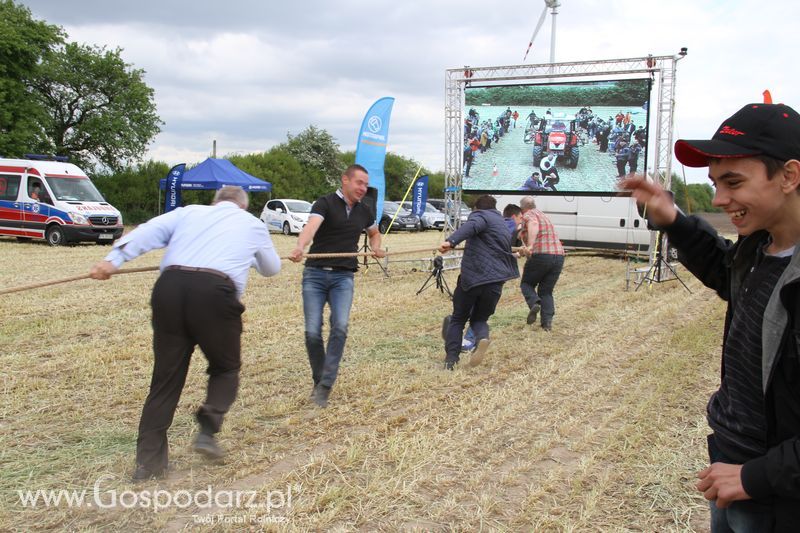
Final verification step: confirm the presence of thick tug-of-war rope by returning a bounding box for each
[0,266,160,295]
[0,246,527,296]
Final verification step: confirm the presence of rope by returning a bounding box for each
[0,266,159,296]
[1,246,527,296]
[280,246,442,260]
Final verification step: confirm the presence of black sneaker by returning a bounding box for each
[526,303,541,325]
[193,433,225,460]
[313,385,331,408]
[444,360,457,371]
[541,323,552,332]
[441,315,451,341]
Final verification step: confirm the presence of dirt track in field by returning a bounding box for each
[696,212,735,236]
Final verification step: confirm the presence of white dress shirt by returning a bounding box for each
[105,201,281,296]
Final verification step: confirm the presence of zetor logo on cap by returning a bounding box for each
[718,125,745,136]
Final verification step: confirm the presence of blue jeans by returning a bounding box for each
[302,267,355,388]
[520,254,564,326]
[707,434,774,532]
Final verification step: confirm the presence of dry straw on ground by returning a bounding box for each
[0,230,723,531]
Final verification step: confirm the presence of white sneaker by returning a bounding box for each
[468,339,490,367]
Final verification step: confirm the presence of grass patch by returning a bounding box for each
[0,233,722,531]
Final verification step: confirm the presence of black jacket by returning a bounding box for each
[666,213,800,529]
[446,208,519,291]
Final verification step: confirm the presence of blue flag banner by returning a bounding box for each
[411,175,429,218]
[355,96,394,223]
[164,163,185,213]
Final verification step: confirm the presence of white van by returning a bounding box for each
[0,156,123,245]
[496,194,653,255]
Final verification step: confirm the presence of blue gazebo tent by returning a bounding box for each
[158,158,271,192]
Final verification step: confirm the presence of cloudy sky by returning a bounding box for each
[19,0,799,184]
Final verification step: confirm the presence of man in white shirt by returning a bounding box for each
[90,186,281,481]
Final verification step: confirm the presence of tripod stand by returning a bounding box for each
[635,231,691,293]
[360,232,389,277]
[416,255,453,298]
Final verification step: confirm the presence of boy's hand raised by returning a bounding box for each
[618,175,678,227]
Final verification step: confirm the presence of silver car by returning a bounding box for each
[401,201,446,230]
[426,199,470,224]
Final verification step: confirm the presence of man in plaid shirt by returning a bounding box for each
[519,196,565,331]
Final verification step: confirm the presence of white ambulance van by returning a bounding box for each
[0,156,123,245]
[496,194,653,255]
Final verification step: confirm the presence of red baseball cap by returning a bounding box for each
[674,103,800,167]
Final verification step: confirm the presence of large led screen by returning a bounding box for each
[462,79,651,194]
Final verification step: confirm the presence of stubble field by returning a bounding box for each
[0,228,726,531]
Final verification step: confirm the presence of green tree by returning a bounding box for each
[229,147,323,216]
[285,125,344,189]
[32,42,162,171]
[92,159,169,224]
[427,171,445,198]
[383,152,422,200]
[686,183,717,212]
[671,175,718,213]
[340,150,431,201]
[0,0,63,156]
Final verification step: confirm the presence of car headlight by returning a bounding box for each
[71,213,88,225]
[291,214,303,222]
[117,213,123,226]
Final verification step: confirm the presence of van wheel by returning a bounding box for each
[46,226,65,246]
[282,222,291,236]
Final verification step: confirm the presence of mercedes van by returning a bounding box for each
[0,156,123,245]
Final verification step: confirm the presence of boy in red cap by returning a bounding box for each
[621,103,800,532]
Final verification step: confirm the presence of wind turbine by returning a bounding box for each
[523,0,561,63]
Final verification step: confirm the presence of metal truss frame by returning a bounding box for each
[443,52,686,235]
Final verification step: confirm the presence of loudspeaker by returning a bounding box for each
[362,186,378,219]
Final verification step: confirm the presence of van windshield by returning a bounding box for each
[45,176,105,202]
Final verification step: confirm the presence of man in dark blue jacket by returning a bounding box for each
[438,195,519,369]
[622,103,800,532]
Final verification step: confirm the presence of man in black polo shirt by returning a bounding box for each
[289,164,385,407]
